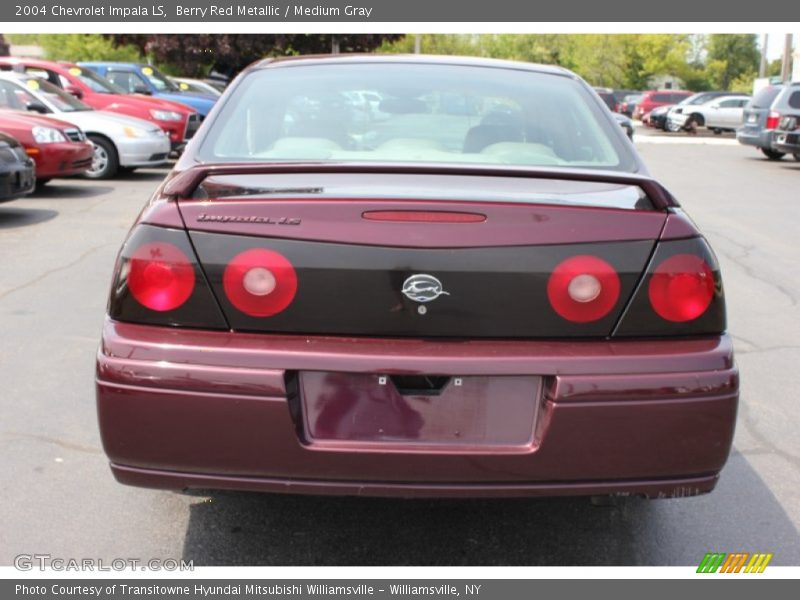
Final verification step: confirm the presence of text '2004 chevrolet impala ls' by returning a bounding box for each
[96,55,738,500]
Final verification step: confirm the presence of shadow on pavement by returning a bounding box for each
[29,182,113,199]
[0,207,58,229]
[180,451,800,566]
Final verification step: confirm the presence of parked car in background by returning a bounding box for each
[0,111,93,185]
[633,90,694,121]
[645,104,673,130]
[96,55,737,502]
[0,73,170,179]
[665,91,747,132]
[171,77,223,98]
[611,89,639,112]
[79,62,217,118]
[617,93,642,117]
[668,95,750,134]
[737,84,786,159]
[594,88,617,111]
[0,58,200,153]
[0,131,35,202]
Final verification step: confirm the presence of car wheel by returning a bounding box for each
[760,148,786,160]
[85,136,119,179]
[711,128,722,135]
[794,153,800,162]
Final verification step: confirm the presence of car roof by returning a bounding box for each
[79,62,145,68]
[246,54,576,79]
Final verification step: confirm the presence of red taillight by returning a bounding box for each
[547,255,621,323]
[648,254,714,322]
[766,111,781,130]
[127,242,196,312]
[223,248,297,317]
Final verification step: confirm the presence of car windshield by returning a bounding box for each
[681,94,711,106]
[70,66,126,94]
[141,66,179,92]
[0,77,91,112]
[199,62,632,171]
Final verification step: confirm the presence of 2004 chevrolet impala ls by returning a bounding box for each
[96,55,738,500]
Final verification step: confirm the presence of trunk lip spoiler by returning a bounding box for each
[162,162,678,210]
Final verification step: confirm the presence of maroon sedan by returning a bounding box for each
[0,111,93,183]
[97,56,738,500]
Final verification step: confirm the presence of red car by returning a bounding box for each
[0,110,93,182]
[97,56,737,501]
[633,90,694,121]
[0,58,200,152]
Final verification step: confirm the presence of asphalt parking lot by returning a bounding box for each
[1,133,799,567]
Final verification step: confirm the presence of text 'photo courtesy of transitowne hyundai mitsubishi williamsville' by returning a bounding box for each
[96,55,738,502]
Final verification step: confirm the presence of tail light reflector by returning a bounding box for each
[648,254,714,322]
[766,111,781,130]
[127,242,195,312]
[547,255,621,323]
[223,248,297,317]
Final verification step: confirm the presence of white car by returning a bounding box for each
[667,95,751,134]
[0,73,170,178]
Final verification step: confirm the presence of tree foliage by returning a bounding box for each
[382,33,763,91]
[108,34,402,77]
[6,34,141,62]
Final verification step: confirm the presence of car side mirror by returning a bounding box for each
[64,84,83,99]
[25,100,48,114]
[133,84,151,95]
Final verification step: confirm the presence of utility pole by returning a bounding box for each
[759,33,768,77]
[793,34,800,81]
[414,34,421,54]
[780,33,792,82]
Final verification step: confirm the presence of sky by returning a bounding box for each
[763,33,796,61]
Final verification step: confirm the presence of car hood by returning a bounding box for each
[122,93,196,114]
[0,109,78,131]
[96,93,193,115]
[157,92,216,111]
[51,109,160,131]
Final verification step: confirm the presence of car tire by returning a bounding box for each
[794,153,800,162]
[85,135,119,179]
[711,128,722,135]
[760,148,785,160]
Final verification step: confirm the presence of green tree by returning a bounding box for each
[704,34,760,90]
[110,34,402,77]
[6,34,141,62]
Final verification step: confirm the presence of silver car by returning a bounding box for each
[0,73,170,178]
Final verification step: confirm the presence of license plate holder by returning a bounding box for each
[299,372,541,448]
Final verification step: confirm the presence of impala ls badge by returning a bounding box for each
[402,274,450,303]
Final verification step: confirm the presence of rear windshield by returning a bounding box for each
[198,63,634,171]
[751,86,782,109]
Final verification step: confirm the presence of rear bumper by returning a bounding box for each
[736,128,773,149]
[772,131,800,154]
[97,319,738,498]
